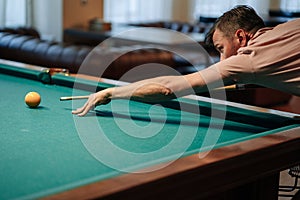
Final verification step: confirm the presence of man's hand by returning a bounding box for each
[72,90,111,116]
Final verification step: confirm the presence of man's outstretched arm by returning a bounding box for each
[72,72,208,116]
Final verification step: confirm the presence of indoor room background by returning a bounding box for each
[1,0,299,42]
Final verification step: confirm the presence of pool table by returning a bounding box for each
[0,59,299,200]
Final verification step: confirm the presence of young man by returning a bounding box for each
[73,5,300,116]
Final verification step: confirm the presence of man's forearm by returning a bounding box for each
[109,77,177,103]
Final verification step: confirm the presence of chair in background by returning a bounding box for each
[279,165,300,198]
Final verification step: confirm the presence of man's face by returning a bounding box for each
[212,28,241,61]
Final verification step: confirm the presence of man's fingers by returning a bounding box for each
[72,94,100,116]
[76,106,90,117]
[72,101,88,115]
[72,93,111,116]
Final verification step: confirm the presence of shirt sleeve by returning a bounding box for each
[199,53,255,88]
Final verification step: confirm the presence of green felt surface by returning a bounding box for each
[0,67,298,200]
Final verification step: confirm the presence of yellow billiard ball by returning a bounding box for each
[25,92,41,108]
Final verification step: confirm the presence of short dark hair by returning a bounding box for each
[205,5,265,47]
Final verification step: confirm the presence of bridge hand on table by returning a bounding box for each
[72,92,111,116]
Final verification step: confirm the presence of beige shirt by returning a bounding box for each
[200,18,300,96]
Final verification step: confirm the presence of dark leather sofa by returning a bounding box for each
[127,21,209,34]
[0,27,197,82]
[64,21,211,46]
[0,27,91,74]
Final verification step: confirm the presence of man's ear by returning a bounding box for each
[235,29,248,47]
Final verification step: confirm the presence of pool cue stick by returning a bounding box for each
[214,84,263,91]
[213,84,237,91]
[60,95,90,101]
[60,84,263,101]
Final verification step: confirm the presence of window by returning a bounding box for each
[0,0,30,27]
[193,0,264,19]
[279,0,300,12]
[104,0,269,24]
[104,0,173,23]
